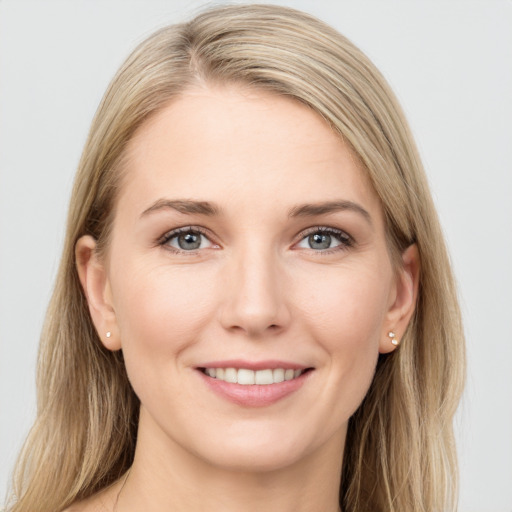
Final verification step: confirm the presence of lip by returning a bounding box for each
[196,360,313,407]
[198,359,308,371]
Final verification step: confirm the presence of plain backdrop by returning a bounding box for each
[1,1,511,510]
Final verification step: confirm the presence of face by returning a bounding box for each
[79,85,415,473]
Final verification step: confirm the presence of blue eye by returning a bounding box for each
[297,228,352,251]
[159,226,352,255]
[161,228,214,252]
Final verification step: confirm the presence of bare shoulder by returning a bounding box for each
[62,504,88,512]
[61,498,106,512]
[62,503,90,512]
[61,482,121,512]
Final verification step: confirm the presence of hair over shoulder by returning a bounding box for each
[6,4,465,512]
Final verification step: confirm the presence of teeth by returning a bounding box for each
[237,369,255,385]
[255,369,273,385]
[224,367,237,383]
[273,368,284,383]
[204,367,305,385]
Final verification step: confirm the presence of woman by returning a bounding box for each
[6,4,465,512]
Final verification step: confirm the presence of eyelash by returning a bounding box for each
[158,225,354,255]
[158,226,213,255]
[298,226,354,255]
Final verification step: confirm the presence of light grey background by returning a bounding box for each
[1,1,511,510]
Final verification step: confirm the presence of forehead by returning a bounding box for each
[119,85,382,223]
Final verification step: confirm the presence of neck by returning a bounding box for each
[116,410,345,512]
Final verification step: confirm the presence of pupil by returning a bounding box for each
[309,232,331,250]
[178,232,201,250]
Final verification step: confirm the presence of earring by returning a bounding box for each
[106,331,112,338]
[388,331,399,346]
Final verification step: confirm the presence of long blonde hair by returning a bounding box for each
[7,4,465,511]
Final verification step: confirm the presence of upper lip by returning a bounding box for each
[197,359,310,371]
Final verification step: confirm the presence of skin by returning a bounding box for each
[74,85,419,512]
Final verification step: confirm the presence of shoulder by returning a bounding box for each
[62,474,124,512]
[62,489,117,512]
[61,502,100,512]
[62,500,108,512]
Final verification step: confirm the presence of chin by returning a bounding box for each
[188,421,335,474]
[201,442,309,474]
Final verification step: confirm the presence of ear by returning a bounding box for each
[379,244,420,354]
[75,235,121,351]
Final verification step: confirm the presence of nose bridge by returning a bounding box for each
[220,238,290,337]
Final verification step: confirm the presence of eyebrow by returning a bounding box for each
[140,198,372,225]
[141,199,221,217]
[288,200,372,225]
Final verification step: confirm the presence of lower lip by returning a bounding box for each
[198,370,311,407]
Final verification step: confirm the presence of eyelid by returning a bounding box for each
[157,224,354,255]
[297,225,352,239]
[293,226,354,253]
[158,225,219,253]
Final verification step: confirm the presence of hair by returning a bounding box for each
[6,4,465,512]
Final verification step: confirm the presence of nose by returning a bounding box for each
[218,246,291,338]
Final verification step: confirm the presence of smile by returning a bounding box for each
[201,367,306,385]
[197,360,314,406]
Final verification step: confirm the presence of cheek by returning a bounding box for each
[296,262,391,410]
[110,261,218,364]
[109,261,223,412]
[298,262,391,350]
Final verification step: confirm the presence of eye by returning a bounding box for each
[296,227,353,252]
[160,227,216,253]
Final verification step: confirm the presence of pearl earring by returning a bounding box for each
[106,331,112,338]
[388,331,399,346]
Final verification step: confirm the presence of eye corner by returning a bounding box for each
[157,226,219,254]
[293,226,354,254]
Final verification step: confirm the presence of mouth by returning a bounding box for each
[199,367,312,385]
[196,360,314,406]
